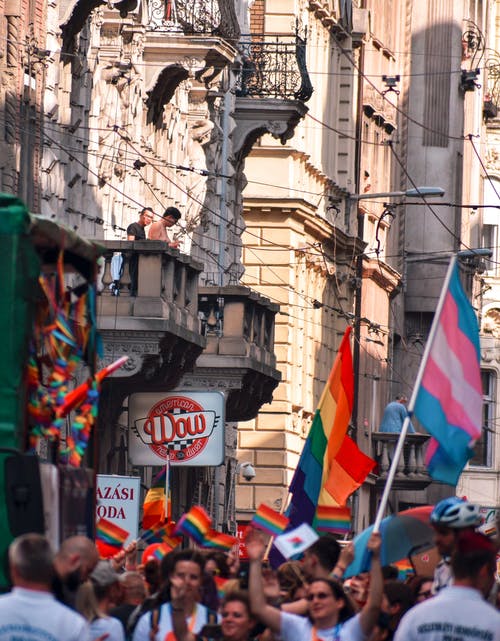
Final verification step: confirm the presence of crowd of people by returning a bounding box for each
[0,497,499,641]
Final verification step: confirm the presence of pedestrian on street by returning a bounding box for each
[429,497,482,594]
[0,533,91,641]
[53,535,100,609]
[394,531,500,641]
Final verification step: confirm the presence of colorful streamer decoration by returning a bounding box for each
[26,253,127,466]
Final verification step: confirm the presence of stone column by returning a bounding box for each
[3,0,21,191]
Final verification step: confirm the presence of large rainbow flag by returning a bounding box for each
[286,327,375,530]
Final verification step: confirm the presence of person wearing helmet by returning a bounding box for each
[430,497,482,594]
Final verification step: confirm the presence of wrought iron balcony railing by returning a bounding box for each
[147,0,221,35]
[236,34,313,102]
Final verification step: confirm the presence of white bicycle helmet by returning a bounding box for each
[430,497,482,528]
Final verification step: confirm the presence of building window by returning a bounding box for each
[469,370,494,467]
[483,177,500,275]
[481,223,498,275]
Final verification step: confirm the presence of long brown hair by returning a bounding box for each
[308,578,355,623]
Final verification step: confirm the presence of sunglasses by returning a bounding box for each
[307,592,332,601]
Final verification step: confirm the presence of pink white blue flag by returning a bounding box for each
[412,258,482,485]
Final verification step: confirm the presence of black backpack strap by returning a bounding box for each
[149,606,161,641]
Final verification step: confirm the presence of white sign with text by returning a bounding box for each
[95,475,141,545]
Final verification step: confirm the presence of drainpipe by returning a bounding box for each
[351,29,365,437]
[213,71,232,529]
[351,6,366,534]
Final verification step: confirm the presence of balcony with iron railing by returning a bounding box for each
[236,34,313,102]
[196,286,281,421]
[147,0,224,35]
[232,33,312,160]
[372,432,432,490]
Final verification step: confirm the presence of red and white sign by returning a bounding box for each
[128,391,225,466]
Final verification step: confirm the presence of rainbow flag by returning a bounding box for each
[315,505,351,534]
[394,558,414,580]
[252,504,289,536]
[413,257,483,485]
[142,470,166,530]
[96,518,129,547]
[174,506,211,544]
[141,522,182,548]
[153,542,173,560]
[286,327,375,532]
[203,529,237,551]
[214,575,229,600]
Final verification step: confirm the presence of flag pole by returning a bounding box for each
[372,255,458,533]
[165,449,171,523]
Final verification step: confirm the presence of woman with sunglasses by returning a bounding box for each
[246,528,383,641]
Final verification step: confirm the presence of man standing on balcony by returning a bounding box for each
[148,206,181,248]
[378,395,415,434]
[126,207,153,296]
[127,207,154,241]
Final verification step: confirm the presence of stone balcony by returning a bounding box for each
[372,432,432,490]
[97,244,281,426]
[186,286,282,421]
[97,241,205,399]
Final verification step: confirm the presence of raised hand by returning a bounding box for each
[244,526,267,561]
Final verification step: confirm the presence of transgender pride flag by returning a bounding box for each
[412,257,482,485]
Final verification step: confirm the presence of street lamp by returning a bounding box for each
[350,186,445,201]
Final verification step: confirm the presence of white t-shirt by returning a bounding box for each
[0,587,90,641]
[280,611,366,641]
[90,615,126,641]
[432,558,452,594]
[133,602,215,641]
[394,585,500,641]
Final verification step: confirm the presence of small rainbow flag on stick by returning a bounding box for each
[315,505,351,535]
[204,530,238,551]
[141,522,182,548]
[251,503,289,536]
[394,558,415,580]
[174,506,212,545]
[153,543,173,560]
[96,518,129,547]
[214,575,229,600]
